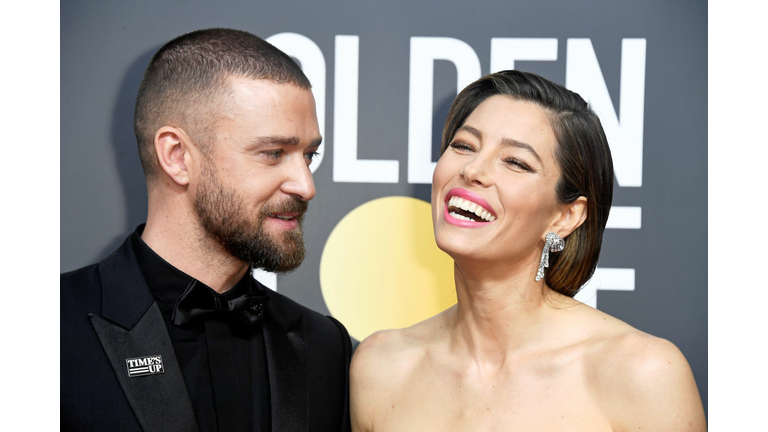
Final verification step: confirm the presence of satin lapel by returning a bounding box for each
[90,303,198,432]
[263,293,308,432]
[93,235,198,431]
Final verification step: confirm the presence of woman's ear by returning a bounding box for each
[154,126,195,186]
[550,196,587,239]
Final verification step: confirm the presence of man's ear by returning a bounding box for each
[154,126,196,186]
[549,196,588,239]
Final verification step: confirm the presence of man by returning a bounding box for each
[61,28,352,431]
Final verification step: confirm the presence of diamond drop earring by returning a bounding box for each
[535,232,565,282]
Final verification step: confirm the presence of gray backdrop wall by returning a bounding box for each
[61,0,707,414]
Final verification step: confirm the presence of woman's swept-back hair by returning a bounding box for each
[441,70,614,297]
[134,28,311,182]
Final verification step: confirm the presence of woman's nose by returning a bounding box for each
[460,153,492,187]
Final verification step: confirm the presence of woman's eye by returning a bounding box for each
[506,158,533,172]
[449,141,474,152]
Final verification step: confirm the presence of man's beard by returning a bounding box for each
[193,161,308,273]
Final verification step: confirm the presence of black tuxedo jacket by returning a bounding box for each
[61,236,352,431]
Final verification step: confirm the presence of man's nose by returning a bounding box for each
[281,159,316,201]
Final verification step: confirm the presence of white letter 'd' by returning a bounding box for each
[408,37,481,184]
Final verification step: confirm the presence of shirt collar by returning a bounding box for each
[130,225,256,311]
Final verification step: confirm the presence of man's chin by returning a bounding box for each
[249,237,306,274]
[253,253,305,274]
[263,229,304,252]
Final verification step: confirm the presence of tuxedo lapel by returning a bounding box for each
[91,303,198,432]
[263,290,308,432]
[91,236,198,432]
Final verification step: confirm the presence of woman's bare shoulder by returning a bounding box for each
[352,309,449,379]
[578,307,707,430]
[350,310,451,431]
[351,328,418,377]
[577,306,692,380]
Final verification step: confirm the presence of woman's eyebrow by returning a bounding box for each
[457,124,543,164]
[456,124,482,139]
[501,138,543,164]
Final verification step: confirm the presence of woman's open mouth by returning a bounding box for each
[443,188,496,226]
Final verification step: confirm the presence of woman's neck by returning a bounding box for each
[448,258,571,369]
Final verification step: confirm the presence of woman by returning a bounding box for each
[350,70,706,431]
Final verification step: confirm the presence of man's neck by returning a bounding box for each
[141,217,249,294]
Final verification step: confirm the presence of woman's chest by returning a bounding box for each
[374,361,614,432]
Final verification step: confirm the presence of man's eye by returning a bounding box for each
[264,150,283,159]
[306,151,321,161]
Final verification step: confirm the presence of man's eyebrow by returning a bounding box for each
[247,136,323,148]
[249,136,300,146]
[456,125,543,164]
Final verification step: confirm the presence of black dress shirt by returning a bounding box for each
[131,229,271,431]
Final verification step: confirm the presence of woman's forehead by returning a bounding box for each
[461,96,556,152]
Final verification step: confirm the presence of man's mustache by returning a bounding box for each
[261,196,308,217]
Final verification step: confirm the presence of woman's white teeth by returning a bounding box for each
[449,212,473,221]
[447,196,496,222]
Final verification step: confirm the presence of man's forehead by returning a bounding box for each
[212,75,315,117]
[225,75,311,99]
[209,78,321,148]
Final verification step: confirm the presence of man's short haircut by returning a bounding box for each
[134,28,311,182]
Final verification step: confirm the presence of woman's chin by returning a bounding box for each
[435,238,488,263]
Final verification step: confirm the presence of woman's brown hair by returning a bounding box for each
[441,70,614,297]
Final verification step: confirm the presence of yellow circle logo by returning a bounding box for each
[320,196,457,341]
